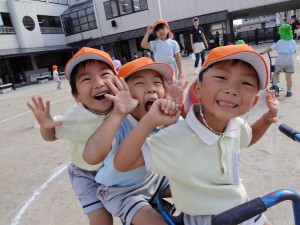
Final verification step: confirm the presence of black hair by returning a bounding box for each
[154,23,169,39]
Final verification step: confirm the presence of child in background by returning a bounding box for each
[27,47,131,225]
[114,45,279,225]
[83,57,187,225]
[261,24,296,97]
[141,19,183,81]
[112,57,122,72]
[52,65,61,89]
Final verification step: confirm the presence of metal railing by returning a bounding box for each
[40,27,64,34]
[0,26,15,34]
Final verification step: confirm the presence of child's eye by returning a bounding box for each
[134,82,144,85]
[242,81,255,87]
[80,77,91,83]
[214,76,226,80]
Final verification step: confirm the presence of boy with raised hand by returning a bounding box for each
[83,57,186,225]
[27,47,136,225]
[114,45,279,225]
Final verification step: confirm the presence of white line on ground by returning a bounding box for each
[11,165,67,225]
[0,96,71,124]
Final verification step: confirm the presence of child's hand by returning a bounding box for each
[164,75,189,108]
[104,77,139,118]
[264,90,279,123]
[146,25,154,34]
[146,99,181,127]
[27,96,63,128]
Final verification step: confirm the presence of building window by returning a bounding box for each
[37,15,64,34]
[23,16,35,31]
[61,5,97,36]
[103,0,148,19]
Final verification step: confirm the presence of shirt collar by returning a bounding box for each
[186,104,239,145]
[77,102,102,119]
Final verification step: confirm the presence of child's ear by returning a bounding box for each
[194,81,202,99]
[251,95,259,108]
[73,93,81,103]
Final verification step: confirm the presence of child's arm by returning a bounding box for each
[174,52,183,80]
[114,99,181,171]
[27,96,63,141]
[249,90,279,146]
[260,47,273,54]
[83,77,138,165]
[141,25,153,50]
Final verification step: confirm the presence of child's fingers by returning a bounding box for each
[105,79,120,94]
[37,96,45,111]
[45,100,51,114]
[31,96,39,109]
[26,102,35,112]
[118,77,129,91]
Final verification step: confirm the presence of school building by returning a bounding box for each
[0,0,298,89]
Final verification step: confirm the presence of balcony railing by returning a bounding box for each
[0,26,15,34]
[40,27,64,34]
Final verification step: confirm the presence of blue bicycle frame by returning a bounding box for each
[212,189,300,225]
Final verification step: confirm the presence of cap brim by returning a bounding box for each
[199,51,268,90]
[65,53,114,80]
[127,63,173,81]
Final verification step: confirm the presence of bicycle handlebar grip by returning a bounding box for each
[279,124,299,141]
[211,197,267,225]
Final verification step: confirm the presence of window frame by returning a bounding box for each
[103,0,148,20]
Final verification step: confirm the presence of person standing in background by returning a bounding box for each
[52,65,61,90]
[190,17,208,73]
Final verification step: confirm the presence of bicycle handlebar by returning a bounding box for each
[212,189,300,225]
[211,198,267,225]
[278,124,300,142]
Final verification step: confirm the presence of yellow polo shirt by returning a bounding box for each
[142,104,252,215]
[54,103,105,171]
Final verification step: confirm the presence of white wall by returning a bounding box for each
[42,34,67,46]
[159,0,289,21]
[0,35,19,49]
[4,0,68,49]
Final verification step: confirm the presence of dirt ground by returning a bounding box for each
[1,42,300,225]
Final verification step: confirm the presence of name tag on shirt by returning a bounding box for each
[233,152,240,184]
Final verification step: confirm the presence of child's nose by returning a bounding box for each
[224,84,239,96]
[94,77,105,88]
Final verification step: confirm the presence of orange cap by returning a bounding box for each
[52,65,57,70]
[184,44,269,113]
[153,19,169,29]
[118,57,173,81]
[64,47,116,81]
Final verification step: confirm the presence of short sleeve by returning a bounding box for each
[149,41,155,52]
[239,120,252,149]
[143,126,183,178]
[173,40,180,53]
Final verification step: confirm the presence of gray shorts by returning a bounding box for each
[96,172,168,225]
[275,54,294,74]
[183,213,267,225]
[68,163,104,214]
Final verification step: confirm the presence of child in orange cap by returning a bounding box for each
[52,65,61,89]
[114,45,279,225]
[27,47,136,225]
[141,19,183,81]
[83,57,187,225]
